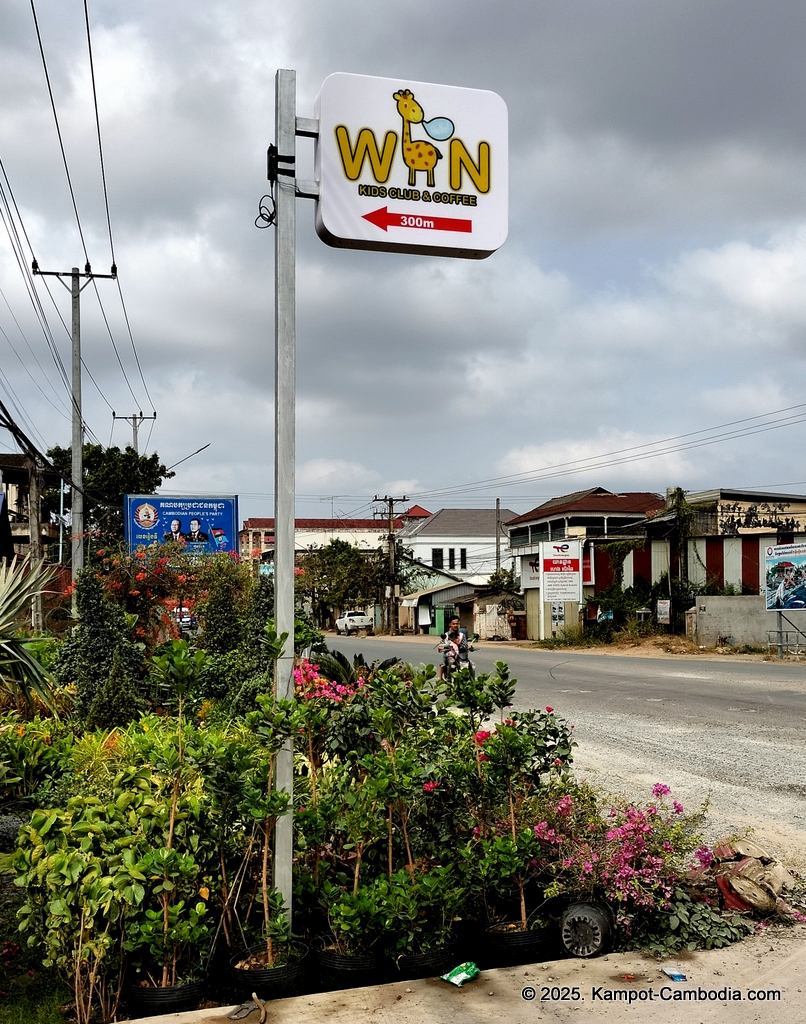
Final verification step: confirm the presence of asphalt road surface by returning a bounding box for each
[326,635,806,867]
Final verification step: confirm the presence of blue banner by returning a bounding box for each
[124,495,239,555]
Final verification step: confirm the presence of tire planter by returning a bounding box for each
[560,903,612,958]
[312,936,386,989]
[393,947,454,980]
[124,978,206,1016]
[229,941,309,1000]
[485,921,555,967]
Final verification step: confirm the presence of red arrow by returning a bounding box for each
[362,206,472,234]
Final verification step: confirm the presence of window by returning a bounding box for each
[448,548,455,570]
[460,548,467,570]
[432,548,444,569]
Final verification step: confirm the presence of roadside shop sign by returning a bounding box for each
[539,540,582,603]
[315,72,508,259]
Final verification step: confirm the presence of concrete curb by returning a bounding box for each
[125,925,806,1024]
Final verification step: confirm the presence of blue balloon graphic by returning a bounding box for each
[423,117,455,141]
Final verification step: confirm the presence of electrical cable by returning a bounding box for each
[0,157,111,437]
[409,402,806,500]
[30,0,149,417]
[83,0,155,412]
[30,0,89,263]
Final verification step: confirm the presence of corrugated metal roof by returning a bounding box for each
[401,580,478,606]
[401,508,516,538]
[506,490,663,527]
[242,517,401,530]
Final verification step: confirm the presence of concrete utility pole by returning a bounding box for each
[27,457,43,630]
[374,495,408,633]
[112,411,156,453]
[496,497,501,572]
[32,261,116,596]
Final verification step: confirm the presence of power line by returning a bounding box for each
[29,0,149,416]
[30,0,89,263]
[0,155,112,434]
[83,0,156,412]
[409,402,806,500]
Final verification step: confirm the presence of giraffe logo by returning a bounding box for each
[392,88,454,188]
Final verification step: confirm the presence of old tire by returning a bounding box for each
[560,903,612,958]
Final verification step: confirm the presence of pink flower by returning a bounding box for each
[693,846,713,869]
[652,783,671,798]
[556,795,573,817]
[478,752,489,762]
[472,826,481,837]
[474,730,491,745]
[673,801,684,814]
[552,758,563,766]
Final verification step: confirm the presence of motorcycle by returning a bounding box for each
[437,634,477,681]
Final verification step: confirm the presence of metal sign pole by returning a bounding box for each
[273,68,296,921]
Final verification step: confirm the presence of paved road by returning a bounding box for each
[326,635,806,866]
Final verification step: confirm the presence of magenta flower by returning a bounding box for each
[673,800,684,814]
[652,783,671,798]
[474,729,492,745]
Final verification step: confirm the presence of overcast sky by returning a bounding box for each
[2,0,806,524]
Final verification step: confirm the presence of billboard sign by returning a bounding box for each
[315,72,508,259]
[539,540,582,603]
[764,542,806,610]
[124,495,239,555]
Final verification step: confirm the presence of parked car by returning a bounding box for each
[335,610,374,635]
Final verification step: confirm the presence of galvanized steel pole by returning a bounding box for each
[273,69,296,921]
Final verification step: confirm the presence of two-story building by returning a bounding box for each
[398,507,517,585]
[504,488,665,639]
[239,516,402,565]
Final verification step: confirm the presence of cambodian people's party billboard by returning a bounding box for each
[124,495,239,555]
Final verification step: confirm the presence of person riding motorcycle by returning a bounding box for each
[438,616,473,680]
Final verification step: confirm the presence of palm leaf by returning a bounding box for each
[0,557,58,706]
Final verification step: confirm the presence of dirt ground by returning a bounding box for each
[128,923,806,1024]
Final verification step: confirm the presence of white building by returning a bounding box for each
[399,507,516,585]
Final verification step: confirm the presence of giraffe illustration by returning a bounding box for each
[393,89,442,187]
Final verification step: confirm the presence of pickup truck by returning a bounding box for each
[335,610,374,635]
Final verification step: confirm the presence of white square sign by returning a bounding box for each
[314,73,508,259]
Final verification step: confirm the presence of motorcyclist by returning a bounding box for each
[438,616,471,680]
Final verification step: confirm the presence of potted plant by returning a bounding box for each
[228,693,309,999]
[313,882,386,988]
[123,845,212,1015]
[372,866,464,979]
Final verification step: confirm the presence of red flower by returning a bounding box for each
[553,758,563,765]
[135,571,147,581]
[474,729,491,745]
[545,706,554,713]
[135,551,146,560]
[423,781,439,793]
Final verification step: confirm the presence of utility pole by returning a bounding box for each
[269,70,318,924]
[374,495,408,633]
[27,457,43,631]
[112,411,156,453]
[32,261,116,596]
[495,497,501,572]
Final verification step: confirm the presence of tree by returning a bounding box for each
[298,540,385,624]
[44,444,174,548]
